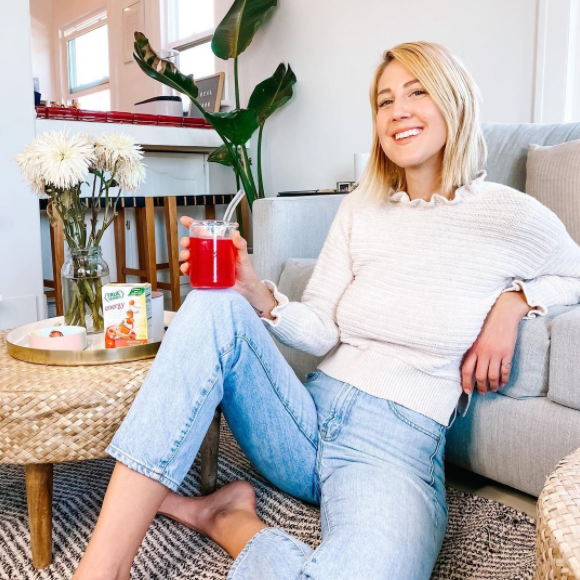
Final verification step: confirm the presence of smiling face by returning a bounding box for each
[375,60,448,179]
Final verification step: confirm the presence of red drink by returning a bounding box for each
[189,236,236,289]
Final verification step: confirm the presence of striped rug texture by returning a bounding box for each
[0,423,536,579]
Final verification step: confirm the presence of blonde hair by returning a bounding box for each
[358,41,487,201]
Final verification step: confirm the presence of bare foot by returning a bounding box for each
[157,480,258,538]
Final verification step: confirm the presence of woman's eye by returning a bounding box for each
[411,90,426,97]
[378,99,393,108]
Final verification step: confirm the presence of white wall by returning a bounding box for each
[30,0,56,102]
[236,0,537,195]
[534,0,580,122]
[0,1,45,330]
[46,0,162,110]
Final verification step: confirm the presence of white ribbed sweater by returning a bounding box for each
[262,172,580,426]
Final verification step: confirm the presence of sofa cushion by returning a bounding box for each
[276,258,321,381]
[446,393,580,497]
[501,304,576,399]
[276,258,576,399]
[277,258,318,302]
[549,305,580,411]
[525,139,580,245]
[482,122,580,192]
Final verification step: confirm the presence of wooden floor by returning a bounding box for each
[446,464,537,518]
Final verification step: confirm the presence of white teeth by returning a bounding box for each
[395,128,422,140]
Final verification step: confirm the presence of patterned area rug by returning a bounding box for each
[0,423,536,579]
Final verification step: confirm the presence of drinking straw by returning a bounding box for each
[223,189,245,223]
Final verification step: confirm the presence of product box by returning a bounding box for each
[102,283,152,348]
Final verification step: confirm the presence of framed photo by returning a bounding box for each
[336,181,355,193]
[188,72,225,118]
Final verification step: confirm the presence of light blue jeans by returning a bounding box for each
[107,289,457,580]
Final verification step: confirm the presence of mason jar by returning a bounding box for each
[61,246,110,334]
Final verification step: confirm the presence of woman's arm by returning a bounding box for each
[462,201,580,397]
[500,211,580,317]
[461,289,529,396]
[259,198,355,356]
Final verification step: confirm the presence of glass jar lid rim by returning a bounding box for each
[189,219,238,227]
[70,246,102,253]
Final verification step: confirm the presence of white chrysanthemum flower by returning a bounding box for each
[94,133,144,173]
[13,140,46,195]
[35,130,95,189]
[116,158,146,191]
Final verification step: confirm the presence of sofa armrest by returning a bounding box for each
[252,195,346,282]
[549,304,580,411]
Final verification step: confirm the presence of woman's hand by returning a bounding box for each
[178,216,261,298]
[460,291,529,396]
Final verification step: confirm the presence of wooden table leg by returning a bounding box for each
[25,463,53,569]
[200,409,221,495]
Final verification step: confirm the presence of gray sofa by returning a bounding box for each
[252,122,580,498]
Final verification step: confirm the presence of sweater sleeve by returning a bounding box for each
[260,197,355,356]
[501,202,580,319]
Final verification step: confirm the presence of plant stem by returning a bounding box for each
[239,148,255,208]
[95,181,111,246]
[189,93,257,208]
[222,139,255,208]
[90,173,98,242]
[234,57,240,110]
[235,162,241,192]
[95,188,122,246]
[65,275,104,332]
[257,124,265,199]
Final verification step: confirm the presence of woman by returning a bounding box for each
[74,42,580,580]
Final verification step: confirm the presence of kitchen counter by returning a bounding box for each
[36,118,223,152]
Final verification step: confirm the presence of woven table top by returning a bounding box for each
[0,331,153,465]
[535,446,580,579]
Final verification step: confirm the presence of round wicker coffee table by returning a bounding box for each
[0,330,220,570]
[535,446,580,579]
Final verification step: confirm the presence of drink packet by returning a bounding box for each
[102,283,152,348]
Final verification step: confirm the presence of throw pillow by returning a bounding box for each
[526,139,580,245]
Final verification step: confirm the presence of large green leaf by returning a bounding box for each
[133,32,199,100]
[208,144,235,167]
[248,63,296,125]
[211,0,278,60]
[205,110,259,146]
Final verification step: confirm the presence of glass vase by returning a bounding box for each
[62,246,110,334]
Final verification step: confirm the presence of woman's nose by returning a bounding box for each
[392,98,411,121]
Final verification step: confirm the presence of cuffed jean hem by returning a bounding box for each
[227,527,313,579]
[105,444,182,492]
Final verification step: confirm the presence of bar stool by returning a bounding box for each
[44,195,231,314]
[113,196,218,312]
[43,215,64,317]
[113,197,182,311]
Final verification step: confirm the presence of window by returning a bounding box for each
[172,0,215,40]
[63,12,110,110]
[167,0,217,113]
[75,89,111,111]
[179,43,215,79]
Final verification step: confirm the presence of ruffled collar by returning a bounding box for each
[388,170,487,208]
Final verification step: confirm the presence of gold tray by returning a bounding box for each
[6,311,175,366]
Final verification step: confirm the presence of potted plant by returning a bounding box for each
[133,0,295,210]
[14,131,146,333]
